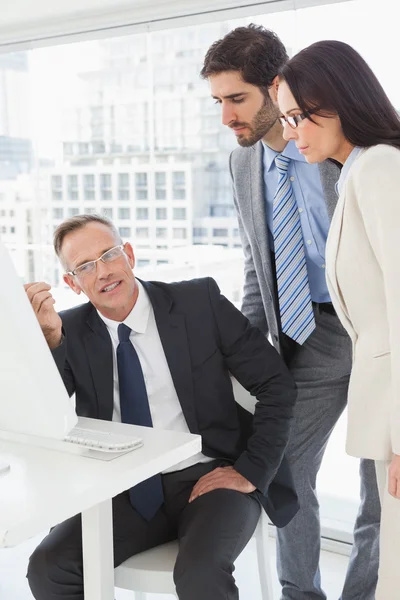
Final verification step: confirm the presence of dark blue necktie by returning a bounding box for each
[117,323,164,521]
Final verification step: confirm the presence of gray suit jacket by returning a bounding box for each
[229,140,340,354]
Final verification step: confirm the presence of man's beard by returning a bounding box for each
[233,99,280,148]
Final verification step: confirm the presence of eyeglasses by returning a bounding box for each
[278,111,311,129]
[66,245,125,278]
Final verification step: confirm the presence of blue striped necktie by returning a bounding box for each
[117,323,164,521]
[272,155,315,344]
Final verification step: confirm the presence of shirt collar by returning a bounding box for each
[97,279,151,337]
[336,146,362,195]
[262,139,307,172]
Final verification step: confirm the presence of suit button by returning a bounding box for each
[273,334,278,342]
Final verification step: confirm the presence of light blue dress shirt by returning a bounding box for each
[336,147,362,195]
[262,140,332,303]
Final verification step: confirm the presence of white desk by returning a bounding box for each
[0,418,201,600]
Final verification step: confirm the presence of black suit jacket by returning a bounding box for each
[53,277,299,527]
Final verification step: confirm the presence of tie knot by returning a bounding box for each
[118,323,132,342]
[275,154,290,174]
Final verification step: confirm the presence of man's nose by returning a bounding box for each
[221,103,237,127]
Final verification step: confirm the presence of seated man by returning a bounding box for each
[26,214,298,600]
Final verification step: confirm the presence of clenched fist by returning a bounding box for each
[24,282,63,349]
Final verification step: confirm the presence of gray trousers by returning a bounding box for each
[277,307,381,600]
[27,460,260,600]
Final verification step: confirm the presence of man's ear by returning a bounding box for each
[269,75,280,103]
[63,273,82,295]
[124,242,135,270]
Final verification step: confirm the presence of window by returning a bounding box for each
[53,208,64,219]
[136,227,149,239]
[156,227,167,239]
[136,208,149,220]
[119,227,131,238]
[156,208,167,220]
[84,207,96,214]
[173,208,186,220]
[173,171,186,200]
[118,173,130,201]
[118,207,131,220]
[102,207,113,219]
[51,175,63,201]
[100,174,112,200]
[155,172,167,200]
[3,2,374,546]
[193,227,207,236]
[173,228,187,239]
[137,259,150,267]
[213,228,228,237]
[83,174,95,201]
[135,173,148,200]
[67,175,79,201]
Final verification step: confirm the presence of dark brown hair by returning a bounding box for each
[201,24,288,95]
[54,214,121,262]
[280,40,400,149]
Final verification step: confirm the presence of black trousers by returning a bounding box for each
[27,461,261,600]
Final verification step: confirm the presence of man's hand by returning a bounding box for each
[388,454,400,499]
[24,282,63,349]
[189,466,256,503]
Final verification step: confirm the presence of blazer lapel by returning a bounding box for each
[249,142,275,298]
[84,307,114,420]
[142,281,200,434]
[325,190,356,340]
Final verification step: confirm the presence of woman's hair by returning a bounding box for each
[279,40,400,150]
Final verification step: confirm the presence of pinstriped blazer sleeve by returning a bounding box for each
[229,151,268,336]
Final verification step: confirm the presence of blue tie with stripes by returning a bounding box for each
[273,155,315,344]
[117,323,164,521]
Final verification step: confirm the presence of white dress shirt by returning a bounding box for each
[98,280,211,472]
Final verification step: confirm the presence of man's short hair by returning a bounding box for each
[201,24,288,94]
[53,214,122,264]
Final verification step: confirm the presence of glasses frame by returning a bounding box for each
[278,111,312,129]
[66,244,125,278]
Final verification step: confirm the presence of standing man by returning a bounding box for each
[201,24,380,600]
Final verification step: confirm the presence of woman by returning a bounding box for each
[277,40,400,599]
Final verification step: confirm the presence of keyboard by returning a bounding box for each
[64,427,143,452]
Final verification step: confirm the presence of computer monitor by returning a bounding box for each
[0,238,78,442]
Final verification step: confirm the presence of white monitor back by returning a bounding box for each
[0,239,78,439]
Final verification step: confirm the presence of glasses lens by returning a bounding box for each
[75,261,96,277]
[103,246,123,263]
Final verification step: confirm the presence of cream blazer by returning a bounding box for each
[326,144,400,461]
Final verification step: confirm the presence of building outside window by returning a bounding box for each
[100,174,112,200]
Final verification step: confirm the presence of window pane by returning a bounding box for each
[136,227,149,239]
[118,207,131,220]
[156,208,167,220]
[156,227,167,239]
[173,228,187,239]
[102,207,113,219]
[173,208,186,220]
[119,227,131,238]
[136,208,149,220]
